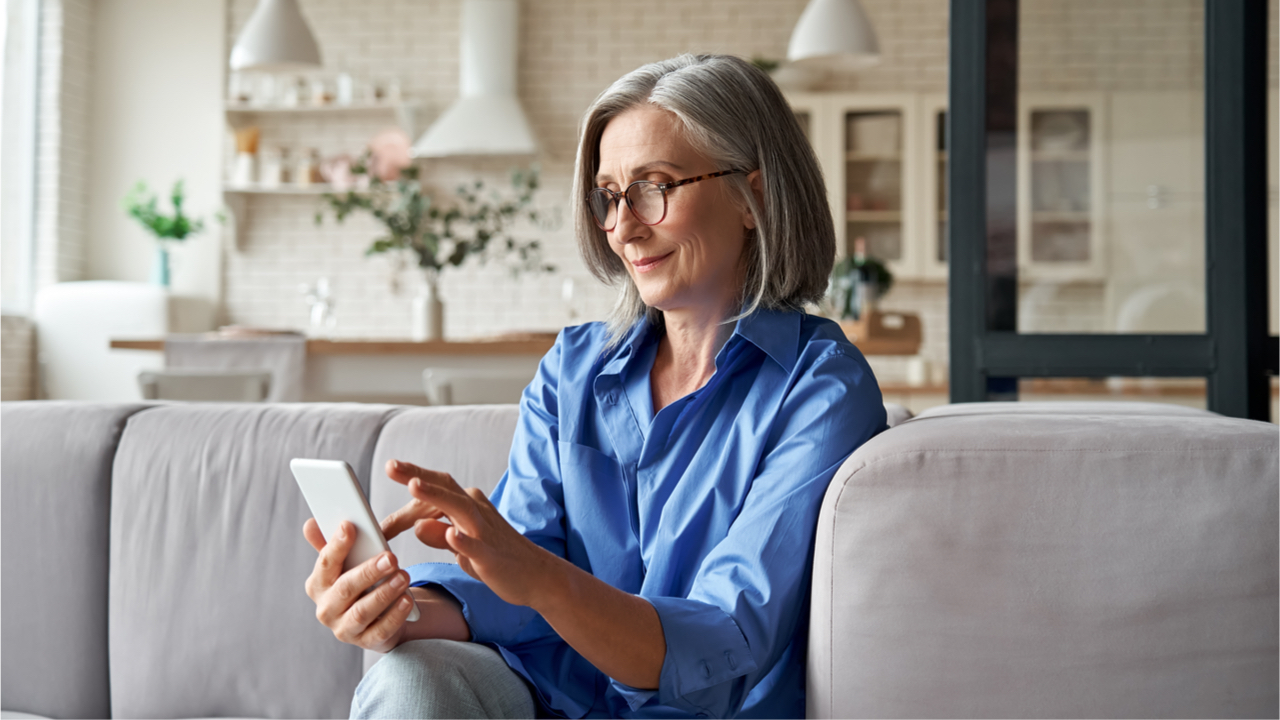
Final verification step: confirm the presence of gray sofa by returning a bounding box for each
[1,399,1275,719]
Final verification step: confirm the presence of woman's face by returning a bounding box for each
[596,105,757,317]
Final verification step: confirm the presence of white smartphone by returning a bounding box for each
[290,458,420,622]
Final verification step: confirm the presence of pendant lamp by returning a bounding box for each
[787,0,881,70]
[229,0,322,72]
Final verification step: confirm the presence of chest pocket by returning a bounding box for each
[557,441,645,593]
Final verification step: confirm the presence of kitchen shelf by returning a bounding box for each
[224,185,338,195]
[225,101,420,116]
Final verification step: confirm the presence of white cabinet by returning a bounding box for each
[1017,93,1108,282]
[788,92,924,279]
[789,91,1108,283]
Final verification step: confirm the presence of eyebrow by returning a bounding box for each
[595,161,684,183]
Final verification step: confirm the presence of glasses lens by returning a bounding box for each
[627,182,665,225]
[587,189,617,230]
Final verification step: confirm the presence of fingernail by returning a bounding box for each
[391,573,407,589]
[393,460,403,470]
[376,554,392,572]
[399,597,412,610]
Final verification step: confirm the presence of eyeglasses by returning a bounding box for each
[586,169,744,231]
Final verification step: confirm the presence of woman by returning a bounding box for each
[303,54,887,719]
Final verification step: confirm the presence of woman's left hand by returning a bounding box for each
[382,459,552,609]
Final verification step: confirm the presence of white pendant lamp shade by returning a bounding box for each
[787,0,881,70]
[229,0,322,72]
[412,0,538,157]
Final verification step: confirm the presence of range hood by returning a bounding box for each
[412,0,538,158]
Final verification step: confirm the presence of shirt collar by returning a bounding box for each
[731,306,801,373]
[599,306,802,377]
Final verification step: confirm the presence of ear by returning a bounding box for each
[742,169,764,230]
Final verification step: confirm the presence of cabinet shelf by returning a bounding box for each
[845,152,902,162]
[1030,150,1090,162]
[1031,210,1091,222]
[846,210,902,222]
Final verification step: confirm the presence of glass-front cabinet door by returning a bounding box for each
[1016,93,1108,282]
[787,93,922,277]
[920,94,949,279]
[832,95,920,278]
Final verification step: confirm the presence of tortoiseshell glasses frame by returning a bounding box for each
[586,169,745,231]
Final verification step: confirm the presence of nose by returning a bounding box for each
[610,194,647,244]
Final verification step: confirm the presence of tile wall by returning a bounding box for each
[1,315,36,401]
[219,0,1274,388]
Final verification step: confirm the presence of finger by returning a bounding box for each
[414,518,453,550]
[444,523,480,558]
[303,518,325,552]
[407,477,481,536]
[353,589,416,649]
[381,500,444,541]
[338,568,410,640]
[385,459,459,491]
[308,521,356,597]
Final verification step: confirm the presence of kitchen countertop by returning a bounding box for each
[110,335,558,356]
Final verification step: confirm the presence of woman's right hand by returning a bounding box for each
[303,518,416,654]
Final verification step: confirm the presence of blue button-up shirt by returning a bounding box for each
[408,308,886,718]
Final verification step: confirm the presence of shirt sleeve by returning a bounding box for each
[407,331,568,647]
[616,348,886,716]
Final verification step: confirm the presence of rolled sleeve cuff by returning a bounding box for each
[407,562,544,645]
[648,596,759,709]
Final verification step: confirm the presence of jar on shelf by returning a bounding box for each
[259,147,283,189]
[295,149,320,188]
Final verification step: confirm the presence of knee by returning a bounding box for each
[359,638,468,696]
[353,639,534,720]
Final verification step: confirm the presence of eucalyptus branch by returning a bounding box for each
[316,158,554,278]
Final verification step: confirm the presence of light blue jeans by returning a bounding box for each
[351,639,536,719]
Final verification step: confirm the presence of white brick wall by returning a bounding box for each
[218,0,1271,347]
[34,0,93,292]
[1,315,36,401]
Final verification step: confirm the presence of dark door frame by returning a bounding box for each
[947,0,1277,420]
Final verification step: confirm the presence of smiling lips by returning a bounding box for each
[631,252,673,273]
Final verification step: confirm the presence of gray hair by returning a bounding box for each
[572,53,836,345]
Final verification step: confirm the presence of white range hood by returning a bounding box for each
[412,0,538,158]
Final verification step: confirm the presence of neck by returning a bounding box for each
[652,298,738,397]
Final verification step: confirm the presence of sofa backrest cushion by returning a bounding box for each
[1,401,150,719]
[364,405,521,673]
[809,402,1279,717]
[367,404,521,569]
[107,403,399,720]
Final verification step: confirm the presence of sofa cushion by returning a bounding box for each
[1,401,150,720]
[107,403,399,719]
[809,402,1278,717]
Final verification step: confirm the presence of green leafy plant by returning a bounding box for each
[750,57,781,73]
[830,253,893,320]
[315,157,554,277]
[122,180,208,241]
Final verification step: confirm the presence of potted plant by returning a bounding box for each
[830,236,892,321]
[122,180,211,287]
[315,131,553,341]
